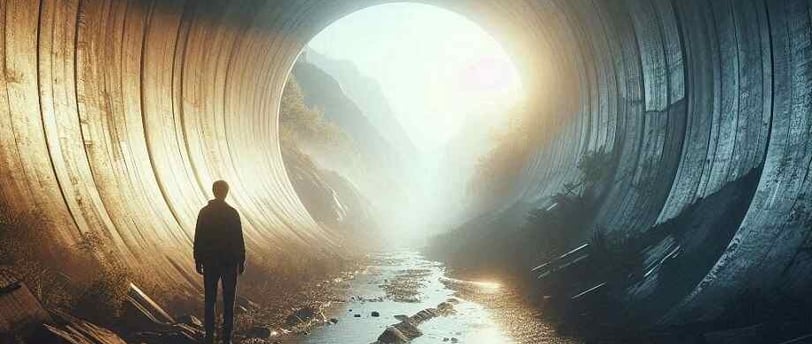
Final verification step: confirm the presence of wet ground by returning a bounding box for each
[289,251,578,344]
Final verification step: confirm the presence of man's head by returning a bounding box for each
[212,180,229,200]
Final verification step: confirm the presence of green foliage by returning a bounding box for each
[279,78,351,149]
[577,148,613,187]
[521,149,614,260]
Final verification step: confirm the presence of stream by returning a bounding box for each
[291,251,576,344]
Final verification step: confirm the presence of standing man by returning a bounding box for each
[194,180,245,344]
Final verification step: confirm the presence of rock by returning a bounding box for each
[392,320,422,339]
[437,302,456,316]
[354,314,361,318]
[371,311,380,317]
[376,326,409,344]
[451,337,459,343]
[245,326,272,339]
[285,306,319,327]
[175,314,202,329]
[329,318,339,324]
[237,296,261,312]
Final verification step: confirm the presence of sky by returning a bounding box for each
[308,3,524,153]
[306,3,525,243]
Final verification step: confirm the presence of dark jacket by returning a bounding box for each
[194,199,245,266]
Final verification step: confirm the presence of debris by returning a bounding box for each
[176,314,202,329]
[245,326,273,339]
[0,267,51,337]
[34,310,127,344]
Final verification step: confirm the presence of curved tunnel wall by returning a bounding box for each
[1,0,811,324]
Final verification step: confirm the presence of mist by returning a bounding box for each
[302,3,525,246]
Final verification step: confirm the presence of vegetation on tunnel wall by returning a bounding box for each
[279,78,356,157]
[468,105,536,202]
[278,72,382,246]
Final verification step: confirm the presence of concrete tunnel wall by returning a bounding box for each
[1,0,811,324]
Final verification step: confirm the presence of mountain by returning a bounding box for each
[291,60,399,170]
[302,49,417,159]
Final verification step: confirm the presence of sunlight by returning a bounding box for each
[308,3,524,152]
[472,280,503,292]
[303,3,526,244]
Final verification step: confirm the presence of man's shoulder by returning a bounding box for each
[227,205,240,217]
[218,202,239,216]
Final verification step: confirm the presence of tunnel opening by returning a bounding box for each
[277,3,529,250]
[3,0,812,342]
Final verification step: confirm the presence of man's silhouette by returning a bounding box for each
[194,180,245,344]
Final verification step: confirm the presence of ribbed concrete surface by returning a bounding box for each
[1,0,811,323]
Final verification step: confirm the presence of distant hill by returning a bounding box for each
[302,49,417,159]
[291,59,406,179]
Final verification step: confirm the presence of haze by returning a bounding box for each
[307,3,525,243]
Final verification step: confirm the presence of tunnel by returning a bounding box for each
[1,0,811,330]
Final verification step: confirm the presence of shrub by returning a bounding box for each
[577,148,613,188]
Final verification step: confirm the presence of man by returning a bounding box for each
[194,180,245,344]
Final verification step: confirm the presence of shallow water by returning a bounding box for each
[290,251,546,344]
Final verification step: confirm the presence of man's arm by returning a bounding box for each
[193,209,205,274]
[234,210,245,274]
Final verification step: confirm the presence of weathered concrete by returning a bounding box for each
[1,0,811,325]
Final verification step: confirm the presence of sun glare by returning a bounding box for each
[308,3,525,152]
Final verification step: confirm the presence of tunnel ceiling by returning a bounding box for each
[2,0,811,324]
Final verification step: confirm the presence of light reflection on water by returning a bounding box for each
[296,251,514,344]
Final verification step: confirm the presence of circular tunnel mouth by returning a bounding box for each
[1,0,810,339]
[276,3,528,247]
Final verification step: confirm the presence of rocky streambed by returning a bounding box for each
[291,251,577,344]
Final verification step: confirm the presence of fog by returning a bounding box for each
[305,3,525,245]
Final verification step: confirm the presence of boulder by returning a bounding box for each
[392,320,422,339]
[245,326,272,339]
[285,306,319,327]
[376,326,409,343]
[237,296,261,312]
